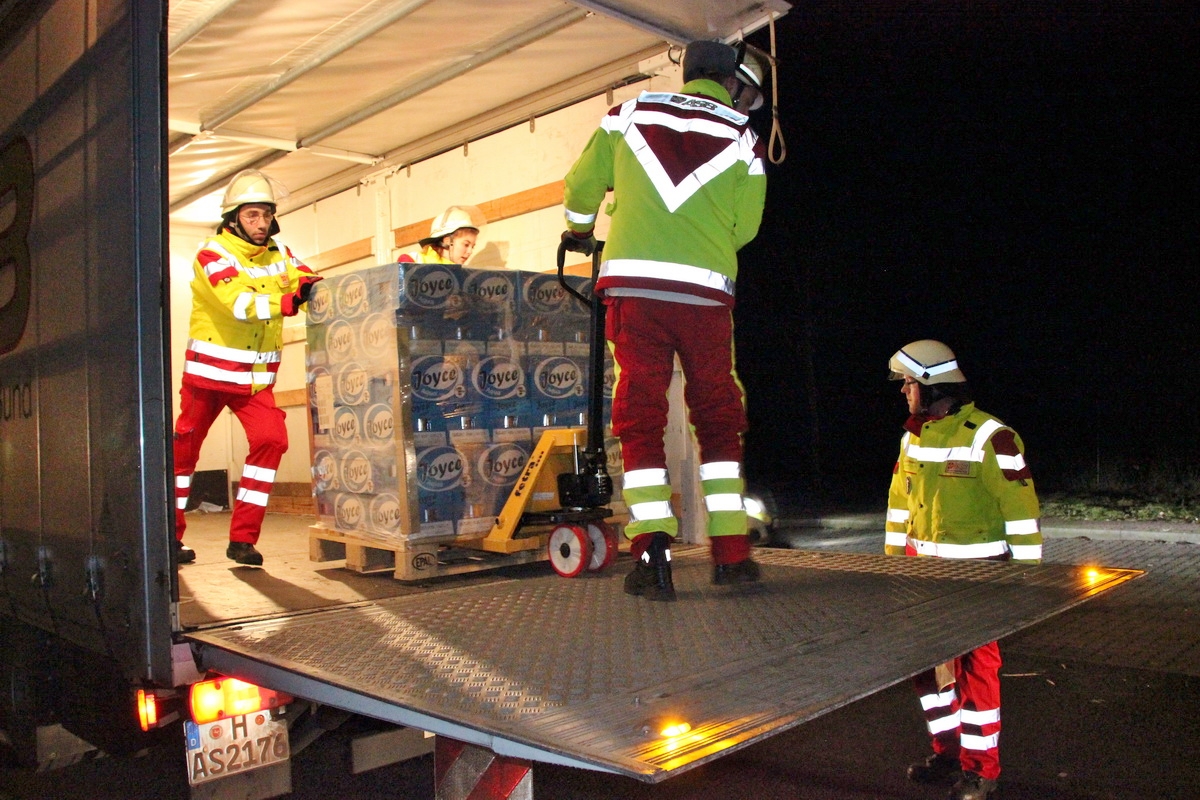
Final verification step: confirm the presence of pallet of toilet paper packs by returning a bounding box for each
[304,261,622,549]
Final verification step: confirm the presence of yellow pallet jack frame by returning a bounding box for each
[464,240,619,576]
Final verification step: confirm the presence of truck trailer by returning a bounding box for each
[0,2,1138,798]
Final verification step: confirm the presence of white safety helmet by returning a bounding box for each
[734,48,765,111]
[221,169,276,214]
[219,169,283,237]
[736,50,765,91]
[888,340,967,385]
[420,205,486,248]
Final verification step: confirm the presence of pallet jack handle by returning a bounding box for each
[556,240,611,505]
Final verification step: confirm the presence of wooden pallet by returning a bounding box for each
[309,525,549,582]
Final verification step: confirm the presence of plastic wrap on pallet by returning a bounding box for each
[305,265,404,544]
[306,262,621,546]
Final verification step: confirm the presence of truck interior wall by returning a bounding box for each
[166,61,712,537]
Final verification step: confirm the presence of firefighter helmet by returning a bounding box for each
[734,47,765,111]
[419,205,485,247]
[736,50,764,90]
[221,169,277,214]
[888,340,967,385]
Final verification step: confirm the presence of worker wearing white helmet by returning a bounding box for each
[733,43,767,112]
[172,169,322,567]
[400,205,485,265]
[219,168,281,241]
[885,339,1042,800]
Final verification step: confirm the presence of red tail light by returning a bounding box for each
[188,677,292,724]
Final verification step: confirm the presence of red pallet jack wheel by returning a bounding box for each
[548,524,593,578]
[585,521,618,572]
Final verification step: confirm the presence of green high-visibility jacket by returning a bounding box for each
[563,79,766,307]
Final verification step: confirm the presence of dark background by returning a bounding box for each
[734,1,1198,509]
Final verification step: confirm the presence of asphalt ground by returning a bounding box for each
[2,517,1198,799]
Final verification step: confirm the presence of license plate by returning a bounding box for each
[185,712,290,786]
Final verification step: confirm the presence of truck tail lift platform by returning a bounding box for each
[186,548,1140,792]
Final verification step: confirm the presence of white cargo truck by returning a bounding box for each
[0,2,1136,799]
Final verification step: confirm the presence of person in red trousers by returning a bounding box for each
[562,40,769,600]
[173,170,321,566]
[885,339,1042,800]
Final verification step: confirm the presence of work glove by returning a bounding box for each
[297,275,322,305]
[282,276,323,317]
[560,229,597,258]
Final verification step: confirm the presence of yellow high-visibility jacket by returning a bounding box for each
[885,403,1042,564]
[183,229,319,395]
[397,245,454,264]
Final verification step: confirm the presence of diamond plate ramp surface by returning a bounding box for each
[185,549,1138,782]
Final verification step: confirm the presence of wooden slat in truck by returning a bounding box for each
[0,2,1139,799]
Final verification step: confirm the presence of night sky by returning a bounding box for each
[733,2,1198,508]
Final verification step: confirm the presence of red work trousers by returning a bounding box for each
[605,296,746,471]
[906,544,1003,779]
[912,641,1003,780]
[173,383,288,545]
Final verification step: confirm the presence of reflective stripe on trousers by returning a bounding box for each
[621,467,676,538]
[699,460,746,538]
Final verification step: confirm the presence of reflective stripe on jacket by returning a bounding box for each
[884,403,1043,564]
[184,229,316,395]
[563,79,766,307]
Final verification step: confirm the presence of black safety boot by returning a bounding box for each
[175,540,196,564]
[624,532,676,601]
[226,541,264,566]
[712,557,760,585]
[907,752,960,784]
[949,771,998,800]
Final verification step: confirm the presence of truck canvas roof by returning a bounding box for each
[166,0,791,225]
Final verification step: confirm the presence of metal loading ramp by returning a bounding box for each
[185,548,1139,783]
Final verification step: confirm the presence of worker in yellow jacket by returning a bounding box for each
[173,170,322,566]
[884,339,1042,800]
[398,205,484,265]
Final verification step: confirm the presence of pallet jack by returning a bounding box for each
[471,240,620,577]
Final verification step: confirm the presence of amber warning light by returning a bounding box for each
[660,722,692,738]
[189,677,293,725]
[136,687,185,732]
[137,689,158,731]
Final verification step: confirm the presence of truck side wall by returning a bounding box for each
[0,0,173,684]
